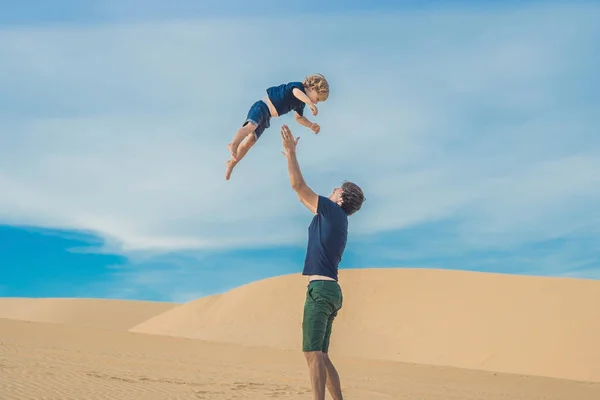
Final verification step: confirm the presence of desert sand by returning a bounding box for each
[2,268,600,399]
[0,297,176,330]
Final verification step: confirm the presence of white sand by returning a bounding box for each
[0,297,175,330]
[131,268,600,382]
[2,268,600,399]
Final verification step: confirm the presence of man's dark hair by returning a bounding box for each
[340,181,365,216]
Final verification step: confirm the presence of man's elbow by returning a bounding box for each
[291,180,309,194]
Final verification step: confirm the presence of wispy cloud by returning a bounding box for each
[1,2,599,269]
[77,246,308,302]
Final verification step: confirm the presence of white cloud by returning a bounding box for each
[1,2,599,256]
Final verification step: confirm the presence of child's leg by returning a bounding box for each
[229,100,267,160]
[225,132,257,180]
[228,123,256,160]
[233,131,257,162]
[225,101,270,180]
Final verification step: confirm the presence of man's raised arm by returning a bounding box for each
[280,125,319,214]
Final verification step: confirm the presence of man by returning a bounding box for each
[280,124,365,400]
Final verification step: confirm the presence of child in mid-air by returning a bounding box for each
[225,73,329,180]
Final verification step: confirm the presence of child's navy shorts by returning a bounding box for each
[243,100,271,139]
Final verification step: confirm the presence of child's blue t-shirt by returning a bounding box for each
[266,82,306,117]
[302,196,349,281]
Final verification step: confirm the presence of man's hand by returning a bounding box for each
[310,104,318,116]
[310,122,320,134]
[281,124,300,158]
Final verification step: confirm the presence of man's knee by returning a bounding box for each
[304,350,325,364]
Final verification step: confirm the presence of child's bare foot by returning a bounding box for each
[227,142,238,161]
[225,159,236,180]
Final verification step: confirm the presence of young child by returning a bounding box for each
[225,73,329,180]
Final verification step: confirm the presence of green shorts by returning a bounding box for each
[302,280,343,353]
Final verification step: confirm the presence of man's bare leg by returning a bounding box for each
[323,353,343,400]
[304,351,327,400]
[225,133,257,180]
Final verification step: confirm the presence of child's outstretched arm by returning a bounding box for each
[294,112,320,134]
[292,88,318,116]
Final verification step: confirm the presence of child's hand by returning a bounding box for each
[310,123,320,134]
[310,104,318,116]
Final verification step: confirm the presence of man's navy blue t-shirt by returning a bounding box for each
[302,196,348,281]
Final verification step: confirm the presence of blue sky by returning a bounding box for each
[1,1,599,302]
[0,1,548,25]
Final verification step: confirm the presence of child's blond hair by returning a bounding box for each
[303,73,329,101]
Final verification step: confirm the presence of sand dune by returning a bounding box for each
[2,317,600,400]
[2,268,599,386]
[0,297,175,330]
[131,274,304,349]
[130,268,600,383]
